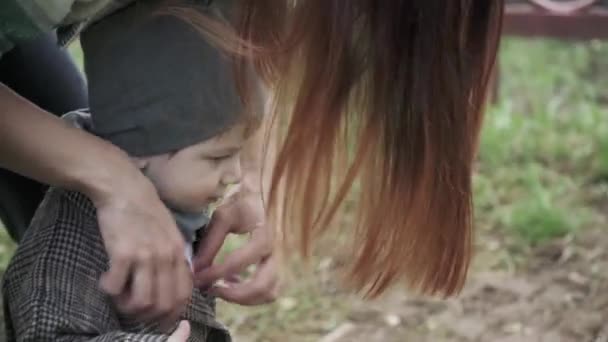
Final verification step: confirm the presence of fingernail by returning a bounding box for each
[214,279,231,289]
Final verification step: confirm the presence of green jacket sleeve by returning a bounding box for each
[0,0,116,56]
[0,1,69,55]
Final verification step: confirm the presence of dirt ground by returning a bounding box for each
[0,232,606,342]
[1,220,606,342]
[310,226,608,342]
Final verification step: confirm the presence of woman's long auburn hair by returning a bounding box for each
[166,0,504,298]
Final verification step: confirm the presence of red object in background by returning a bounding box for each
[489,1,608,102]
[504,0,608,40]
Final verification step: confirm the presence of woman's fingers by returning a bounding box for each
[159,258,194,330]
[194,227,270,288]
[96,179,191,324]
[168,321,191,342]
[192,213,231,272]
[210,255,280,305]
[153,251,180,327]
[99,241,134,296]
[116,251,155,317]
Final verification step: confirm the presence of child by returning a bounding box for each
[2,1,263,341]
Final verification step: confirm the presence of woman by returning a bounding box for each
[0,0,504,333]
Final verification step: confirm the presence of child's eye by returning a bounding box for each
[205,149,241,163]
[207,154,232,162]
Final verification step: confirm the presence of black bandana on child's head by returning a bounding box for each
[80,0,260,157]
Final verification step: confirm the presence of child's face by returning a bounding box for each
[142,124,246,213]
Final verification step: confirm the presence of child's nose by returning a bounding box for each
[221,156,242,186]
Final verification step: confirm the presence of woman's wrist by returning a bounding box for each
[73,141,154,208]
[0,84,152,206]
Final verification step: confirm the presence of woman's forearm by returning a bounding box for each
[0,83,145,204]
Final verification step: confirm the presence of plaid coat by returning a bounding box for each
[2,188,231,342]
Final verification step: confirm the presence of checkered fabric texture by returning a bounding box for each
[2,188,231,342]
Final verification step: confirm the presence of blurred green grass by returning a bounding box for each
[0,221,15,269]
[476,38,608,245]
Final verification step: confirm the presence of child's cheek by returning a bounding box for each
[185,179,217,207]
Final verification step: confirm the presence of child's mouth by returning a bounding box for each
[207,184,240,210]
[208,196,224,210]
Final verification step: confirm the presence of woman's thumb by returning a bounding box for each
[168,320,191,342]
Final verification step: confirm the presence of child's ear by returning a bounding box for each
[132,157,149,170]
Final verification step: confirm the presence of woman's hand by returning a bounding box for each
[168,321,191,342]
[193,189,280,305]
[95,173,193,327]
